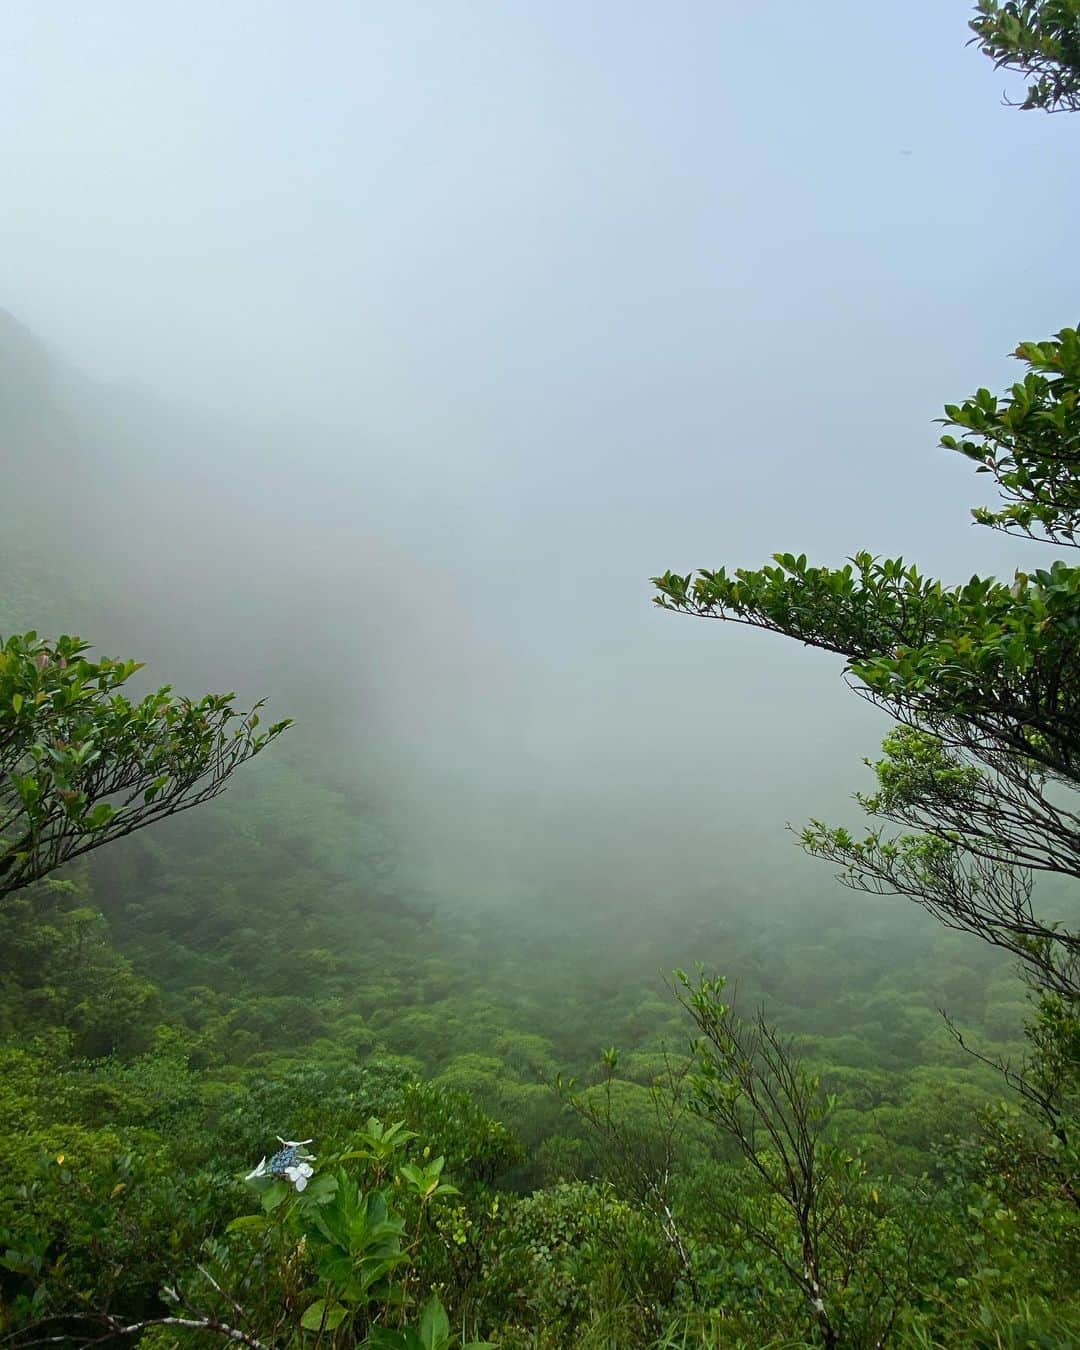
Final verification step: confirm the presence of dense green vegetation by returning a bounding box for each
[3,5,1080,1346]
[3,741,1062,1347]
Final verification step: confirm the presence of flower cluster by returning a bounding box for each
[246,1137,316,1192]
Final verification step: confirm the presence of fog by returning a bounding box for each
[3,1,1078,912]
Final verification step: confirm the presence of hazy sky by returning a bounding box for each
[3,2,1078,900]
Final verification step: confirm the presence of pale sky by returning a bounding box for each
[3,2,1078,898]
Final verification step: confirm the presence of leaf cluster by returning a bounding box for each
[970,0,1080,112]
[0,630,290,899]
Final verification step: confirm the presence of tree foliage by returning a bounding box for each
[0,630,290,899]
[942,327,1080,544]
[653,328,1080,1006]
[970,0,1080,112]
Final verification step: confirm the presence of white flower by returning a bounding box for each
[277,1137,313,1148]
[245,1157,268,1180]
[284,1162,314,1191]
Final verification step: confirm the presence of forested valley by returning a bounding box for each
[2,3,1080,1346]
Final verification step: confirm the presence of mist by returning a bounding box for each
[4,0,1077,917]
[7,11,1080,1336]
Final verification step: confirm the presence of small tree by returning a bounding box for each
[673,972,924,1349]
[556,1047,699,1297]
[0,629,290,899]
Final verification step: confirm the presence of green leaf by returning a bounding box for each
[225,1214,269,1234]
[261,1180,289,1212]
[302,1171,339,1204]
[300,1298,347,1332]
[419,1293,450,1350]
[86,802,116,830]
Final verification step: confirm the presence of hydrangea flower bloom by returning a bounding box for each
[246,1136,316,1191]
